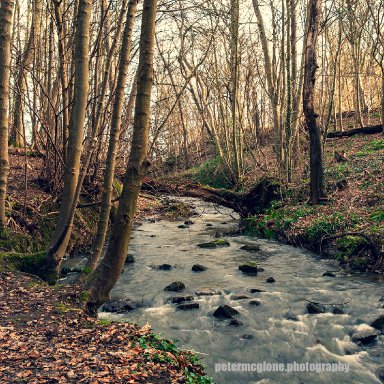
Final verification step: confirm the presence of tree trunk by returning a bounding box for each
[86,0,139,273]
[53,0,70,164]
[84,0,157,313]
[252,0,281,164]
[0,0,14,230]
[230,0,241,185]
[10,0,43,147]
[44,0,92,281]
[303,0,324,204]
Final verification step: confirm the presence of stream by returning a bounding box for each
[67,197,384,383]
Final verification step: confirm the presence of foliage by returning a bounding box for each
[303,212,348,243]
[355,139,384,157]
[244,205,315,239]
[335,235,368,261]
[191,157,233,189]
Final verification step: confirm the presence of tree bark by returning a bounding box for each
[252,0,282,164]
[10,0,43,147]
[44,0,92,281]
[230,0,241,184]
[86,0,139,272]
[303,0,324,204]
[84,0,158,313]
[0,0,14,230]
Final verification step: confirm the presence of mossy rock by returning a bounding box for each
[240,244,261,253]
[197,239,230,248]
[239,262,258,275]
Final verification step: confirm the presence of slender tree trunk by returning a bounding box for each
[0,0,14,230]
[230,0,241,185]
[303,0,324,204]
[252,0,281,164]
[10,0,42,147]
[84,0,157,313]
[381,69,384,126]
[44,0,92,281]
[86,0,139,272]
[53,0,69,164]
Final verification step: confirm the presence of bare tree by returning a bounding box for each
[84,0,158,313]
[44,0,92,281]
[303,0,325,204]
[0,0,14,230]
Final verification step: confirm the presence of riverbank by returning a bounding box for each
[242,134,383,271]
[0,271,213,383]
[153,133,384,272]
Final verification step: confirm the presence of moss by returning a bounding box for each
[113,179,123,197]
[79,290,91,302]
[197,239,230,248]
[53,303,81,314]
[98,319,113,326]
[0,251,46,273]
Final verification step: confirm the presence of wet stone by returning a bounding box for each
[249,288,266,293]
[228,319,243,327]
[192,264,207,272]
[351,330,379,345]
[195,290,221,296]
[164,282,185,292]
[167,296,194,304]
[177,303,199,311]
[197,239,230,248]
[323,272,336,277]
[213,305,240,319]
[231,294,250,301]
[155,264,173,271]
[240,244,261,253]
[284,313,299,321]
[371,315,384,332]
[376,366,384,382]
[331,306,345,315]
[239,263,258,275]
[101,299,141,313]
[307,302,326,314]
[125,254,135,264]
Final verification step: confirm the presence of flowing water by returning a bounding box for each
[73,197,384,383]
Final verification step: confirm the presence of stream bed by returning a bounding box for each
[72,197,384,383]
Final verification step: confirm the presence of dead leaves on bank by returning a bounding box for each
[0,271,198,383]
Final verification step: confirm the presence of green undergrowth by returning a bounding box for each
[243,204,382,267]
[134,333,214,383]
[190,157,233,189]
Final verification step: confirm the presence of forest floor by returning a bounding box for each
[0,271,211,383]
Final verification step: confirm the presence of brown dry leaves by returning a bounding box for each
[0,271,188,384]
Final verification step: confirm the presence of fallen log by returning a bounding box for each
[327,125,383,138]
[142,177,283,217]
